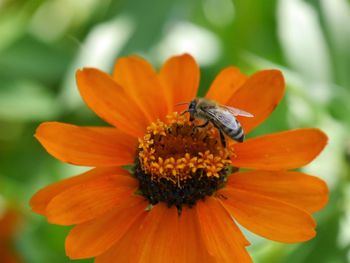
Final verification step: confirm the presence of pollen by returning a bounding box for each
[135,112,235,208]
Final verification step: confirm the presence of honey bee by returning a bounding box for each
[180,98,254,147]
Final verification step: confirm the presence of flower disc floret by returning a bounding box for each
[135,112,234,208]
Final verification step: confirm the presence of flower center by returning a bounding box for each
[134,112,235,209]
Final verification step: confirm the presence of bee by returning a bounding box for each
[180,98,254,147]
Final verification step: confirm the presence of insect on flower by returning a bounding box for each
[180,98,254,146]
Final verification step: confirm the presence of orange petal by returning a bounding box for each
[232,128,328,170]
[76,68,150,138]
[96,205,215,263]
[206,67,247,105]
[113,56,170,122]
[196,198,252,263]
[227,171,328,213]
[46,174,137,225]
[176,206,216,263]
[227,70,285,133]
[30,167,126,215]
[35,122,136,167]
[159,54,200,112]
[133,203,180,263]
[95,210,148,263]
[219,188,316,243]
[65,195,148,259]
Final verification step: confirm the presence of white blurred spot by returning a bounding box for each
[302,116,346,188]
[321,0,350,52]
[154,22,221,66]
[203,0,234,27]
[277,0,332,103]
[287,95,314,126]
[76,16,134,70]
[60,15,135,109]
[339,185,350,249]
[30,0,99,42]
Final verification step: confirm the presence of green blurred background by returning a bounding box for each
[0,0,350,262]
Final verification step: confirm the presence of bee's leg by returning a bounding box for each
[180,110,189,116]
[219,129,226,148]
[212,122,226,147]
[192,120,209,134]
[195,120,209,128]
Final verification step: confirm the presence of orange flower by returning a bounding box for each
[30,54,328,262]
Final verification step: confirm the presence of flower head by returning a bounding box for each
[30,54,328,262]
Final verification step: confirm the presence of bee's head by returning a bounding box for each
[188,99,198,121]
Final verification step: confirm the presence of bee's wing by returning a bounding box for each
[204,107,239,129]
[222,106,254,118]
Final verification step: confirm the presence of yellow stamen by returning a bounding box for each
[138,112,235,185]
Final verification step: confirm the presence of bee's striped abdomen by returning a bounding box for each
[221,121,244,143]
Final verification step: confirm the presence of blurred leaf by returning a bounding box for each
[18,218,93,263]
[0,79,60,121]
[118,0,181,54]
[328,85,350,128]
[223,0,283,65]
[0,0,44,51]
[0,34,74,84]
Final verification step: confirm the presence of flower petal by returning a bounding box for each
[227,171,328,213]
[76,68,150,137]
[65,195,147,259]
[96,204,214,263]
[177,207,216,263]
[227,70,285,133]
[113,56,170,122]
[159,54,200,112]
[30,167,126,215]
[196,198,252,263]
[232,128,328,170]
[94,211,148,263]
[219,188,316,243]
[35,122,136,167]
[46,173,137,225]
[133,203,180,263]
[206,67,247,105]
